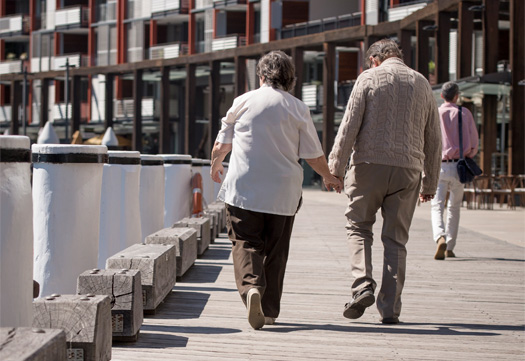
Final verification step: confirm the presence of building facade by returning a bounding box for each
[0,0,523,175]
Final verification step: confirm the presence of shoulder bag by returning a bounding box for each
[456,106,482,183]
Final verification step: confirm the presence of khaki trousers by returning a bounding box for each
[225,204,295,318]
[345,163,421,320]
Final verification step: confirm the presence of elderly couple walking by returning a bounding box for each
[210,40,442,329]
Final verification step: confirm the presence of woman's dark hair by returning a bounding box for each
[256,50,296,92]
[365,39,404,69]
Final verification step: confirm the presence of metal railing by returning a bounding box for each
[114,98,155,119]
[281,13,361,39]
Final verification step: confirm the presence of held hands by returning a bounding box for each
[324,174,343,193]
[419,193,434,203]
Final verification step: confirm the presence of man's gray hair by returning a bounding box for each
[441,81,459,102]
[256,51,296,92]
[365,39,403,69]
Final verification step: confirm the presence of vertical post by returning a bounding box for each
[416,20,431,79]
[10,81,21,135]
[509,0,525,174]
[457,1,474,78]
[40,78,49,128]
[22,64,27,135]
[159,66,171,154]
[399,29,413,68]
[246,2,255,45]
[188,0,195,54]
[104,73,114,129]
[208,60,221,157]
[71,75,81,135]
[322,42,335,156]
[480,0,499,175]
[435,11,450,84]
[133,69,143,152]
[292,47,304,100]
[184,63,196,155]
[234,56,246,97]
[64,58,70,142]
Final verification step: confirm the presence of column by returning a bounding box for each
[457,1,474,79]
[160,66,171,154]
[234,56,246,97]
[10,81,21,135]
[104,73,114,129]
[435,11,450,84]
[208,60,221,155]
[71,75,81,135]
[292,47,304,100]
[416,20,432,79]
[322,42,335,156]
[184,63,196,155]
[133,69,143,152]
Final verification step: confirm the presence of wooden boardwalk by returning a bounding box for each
[112,189,525,360]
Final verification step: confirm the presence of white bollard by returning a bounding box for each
[140,155,165,242]
[98,151,142,269]
[32,144,107,297]
[0,136,33,327]
[161,154,193,228]
[201,159,215,207]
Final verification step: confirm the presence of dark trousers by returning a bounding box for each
[225,204,295,318]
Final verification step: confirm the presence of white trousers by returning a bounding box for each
[430,162,464,251]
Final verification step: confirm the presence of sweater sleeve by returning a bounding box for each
[421,86,442,194]
[328,75,368,178]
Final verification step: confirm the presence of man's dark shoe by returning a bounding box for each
[343,288,375,319]
[381,317,399,325]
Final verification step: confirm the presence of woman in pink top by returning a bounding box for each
[431,81,479,259]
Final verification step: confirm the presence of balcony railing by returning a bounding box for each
[114,98,155,119]
[53,103,72,121]
[52,54,89,70]
[212,0,247,6]
[302,84,322,109]
[97,2,117,22]
[55,6,89,28]
[149,42,188,60]
[388,0,431,22]
[0,60,22,75]
[281,13,361,39]
[211,34,246,51]
[0,14,30,37]
[152,0,190,13]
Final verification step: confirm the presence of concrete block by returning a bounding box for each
[145,227,198,277]
[106,244,177,313]
[77,269,143,342]
[173,217,211,256]
[0,327,66,361]
[33,295,112,361]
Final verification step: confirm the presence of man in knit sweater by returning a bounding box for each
[328,39,441,324]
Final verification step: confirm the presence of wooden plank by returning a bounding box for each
[173,217,212,256]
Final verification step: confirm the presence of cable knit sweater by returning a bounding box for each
[328,57,442,194]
